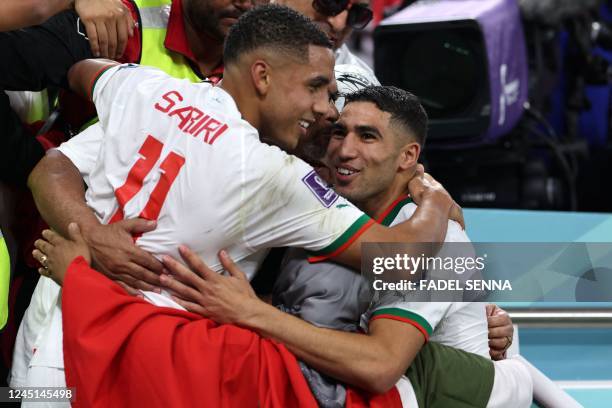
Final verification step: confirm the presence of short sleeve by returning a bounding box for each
[242,145,373,260]
[56,122,104,182]
[91,64,170,130]
[367,298,453,342]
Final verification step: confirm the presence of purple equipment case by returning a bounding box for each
[379,0,529,143]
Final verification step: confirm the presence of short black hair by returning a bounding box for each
[224,4,333,65]
[345,86,428,146]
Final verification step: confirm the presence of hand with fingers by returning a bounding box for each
[82,218,164,294]
[75,0,135,59]
[160,246,261,326]
[33,223,91,286]
[407,164,465,229]
[486,304,514,360]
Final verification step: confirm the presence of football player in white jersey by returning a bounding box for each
[14,5,460,394]
[157,85,534,407]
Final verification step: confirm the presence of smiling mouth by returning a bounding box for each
[336,166,359,176]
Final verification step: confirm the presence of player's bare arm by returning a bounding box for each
[0,0,72,30]
[28,143,163,292]
[331,173,457,270]
[160,245,424,394]
[67,58,119,102]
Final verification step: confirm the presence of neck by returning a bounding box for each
[218,70,260,130]
[358,176,411,221]
[182,6,224,75]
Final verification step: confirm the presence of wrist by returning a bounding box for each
[240,299,278,334]
[79,219,102,245]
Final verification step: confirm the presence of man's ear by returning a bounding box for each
[251,59,271,97]
[398,142,420,171]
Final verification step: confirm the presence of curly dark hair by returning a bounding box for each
[345,86,428,146]
[224,4,332,65]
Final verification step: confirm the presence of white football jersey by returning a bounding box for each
[59,64,370,278]
[9,64,373,383]
[360,197,490,358]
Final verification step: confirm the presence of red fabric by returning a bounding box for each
[62,257,318,408]
[346,387,403,408]
[165,0,224,82]
[62,257,402,408]
[165,0,195,63]
[119,0,141,64]
[371,0,403,25]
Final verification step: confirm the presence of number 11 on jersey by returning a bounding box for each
[109,135,186,229]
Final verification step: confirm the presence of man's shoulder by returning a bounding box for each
[390,201,470,243]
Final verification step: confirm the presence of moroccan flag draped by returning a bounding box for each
[62,257,401,408]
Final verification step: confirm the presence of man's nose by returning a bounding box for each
[338,133,358,159]
[314,93,333,118]
[323,101,339,123]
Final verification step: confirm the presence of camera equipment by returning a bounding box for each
[373,0,612,210]
[374,0,528,145]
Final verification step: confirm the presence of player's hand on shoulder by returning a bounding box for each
[32,223,91,286]
[408,165,465,229]
[160,246,261,326]
[82,218,163,292]
[75,0,135,59]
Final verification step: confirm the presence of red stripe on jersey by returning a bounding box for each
[88,64,117,102]
[375,194,410,224]
[369,314,430,342]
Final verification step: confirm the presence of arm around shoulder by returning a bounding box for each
[67,59,118,102]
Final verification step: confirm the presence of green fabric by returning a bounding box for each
[23,90,49,123]
[135,0,202,82]
[307,214,372,257]
[370,307,433,336]
[0,234,10,329]
[407,342,494,408]
[379,196,414,226]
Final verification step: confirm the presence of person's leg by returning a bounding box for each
[406,341,496,408]
[487,357,533,408]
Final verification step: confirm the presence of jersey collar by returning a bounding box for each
[375,195,413,226]
[165,0,195,61]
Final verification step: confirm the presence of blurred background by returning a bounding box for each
[350,0,612,213]
[347,2,612,406]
